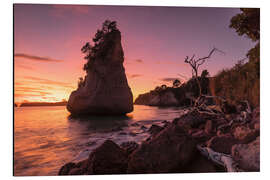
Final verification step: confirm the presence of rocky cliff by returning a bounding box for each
[67,30,133,115]
[134,77,211,107]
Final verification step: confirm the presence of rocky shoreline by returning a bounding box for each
[58,105,260,175]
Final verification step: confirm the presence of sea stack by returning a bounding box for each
[67,27,133,115]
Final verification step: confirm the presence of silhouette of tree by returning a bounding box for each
[201,69,210,78]
[184,48,224,101]
[173,79,181,88]
[230,8,259,41]
[81,20,118,71]
[230,8,260,63]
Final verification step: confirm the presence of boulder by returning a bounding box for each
[231,137,260,171]
[207,134,238,154]
[58,162,76,175]
[67,30,133,115]
[58,140,128,175]
[127,124,197,173]
[120,141,139,156]
[233,125,259,144]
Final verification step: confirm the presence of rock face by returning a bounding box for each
[59,140,128,175]
[67,30,133,115]
[231,137,260,171]
[127,124,197,173]
[135,91,179,106]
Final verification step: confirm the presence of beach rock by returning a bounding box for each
[66,30,133,115]
[148,124,164,136]
[85,140,128,174]
[58,162,76,175]
[174,110,218,129]
[231,137,260,171]
[59,140,128,175]
[233,125,259,144]
[207,134,238,154]
[127,124,197,173]
[120,141,139,155]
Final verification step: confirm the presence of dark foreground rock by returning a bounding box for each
[127,124,197,173]
[59,140,128,175]
[231,137,260,171]
[66,29,133,115]
[207,135,239,154]
[59,106,259,175]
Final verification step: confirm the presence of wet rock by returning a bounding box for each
[120,141,139,155]
[232,137,260,171]
[86,140,128,174]
[58,162,76,175]
[68,168,83,175]
[174,110,218,129]
[127,124,197,173]
[148,124,164,136]
[233,125,259,144]
[58,140,128,175]
[207,134,238,154]
[67,30,133,115]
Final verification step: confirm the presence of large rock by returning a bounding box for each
[233,125,259,144]
[127,124,197,173]
[67,30,133,115]
[206,134,238,154]
[231,137,260,171]
[58,140,128,175]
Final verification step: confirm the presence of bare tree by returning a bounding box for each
[184,48,225,105]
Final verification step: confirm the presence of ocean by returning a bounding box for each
[14,105,186,176]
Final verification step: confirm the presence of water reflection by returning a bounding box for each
[14,105,185,176]
[67,114,131,133]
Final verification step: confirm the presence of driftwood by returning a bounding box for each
[197,145,241,172]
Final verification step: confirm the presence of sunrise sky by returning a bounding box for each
[14,4,255,103]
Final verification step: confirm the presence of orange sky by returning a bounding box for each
[14,4,255,103]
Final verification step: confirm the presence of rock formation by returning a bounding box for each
[67,29,133,115]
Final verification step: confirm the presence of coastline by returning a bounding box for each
[58,104,260,174]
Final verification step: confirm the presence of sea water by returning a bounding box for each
[14,105,186,176]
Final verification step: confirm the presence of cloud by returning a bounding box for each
[23,76,74,89]
[15,64,36,71]
[160,77,179,82]
[135,59,143,63]
[50,5,91,17]
[127,74,143,79]
[14,53,63,62]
